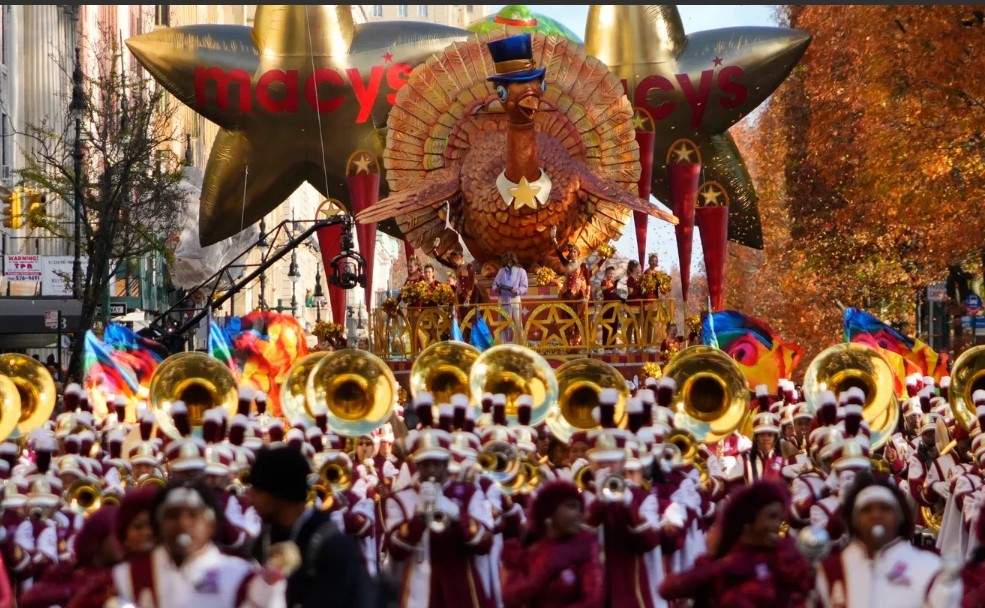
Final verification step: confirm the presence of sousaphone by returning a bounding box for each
[0,353,56,439]
[411,341,481,404]
[281,351,332,426]
[547,358,629,444]
[306,349,396,437]
[948,345,985,432]
[148,352,239,440]
[469,344,557,427]
[802,343,898,450]
[662,346,752,444]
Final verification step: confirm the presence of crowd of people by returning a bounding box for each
[2,370,984,606]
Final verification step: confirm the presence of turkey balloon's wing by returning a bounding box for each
[355,168,461,224]
[578,166,678,225]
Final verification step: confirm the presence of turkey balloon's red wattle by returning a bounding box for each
[668,163,701,302]
[696,204,729,311]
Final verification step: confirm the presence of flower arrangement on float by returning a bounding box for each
[532,266,561,286]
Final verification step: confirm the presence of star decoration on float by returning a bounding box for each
[508,177,542,211]
[352,155,373,175]
[584,5,811,249]
[697,181,730,209]
[126,5,469,246]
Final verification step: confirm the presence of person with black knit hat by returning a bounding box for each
[500,480,603,608]
[248,446,373,608]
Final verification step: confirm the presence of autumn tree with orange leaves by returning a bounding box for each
[729,5,985,376]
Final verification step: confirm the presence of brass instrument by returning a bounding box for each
[573,462,594,492]
[547,358,630,444]
[411,341,481,405]
[599,474,626,503]
[662,346,752,443]
[921,502,945,535]
[520,457,541,493]
[314,459,353,503]
[421,479,450,533]
[468,344,557,426]
[802,343,899,450]
[65,479,102,516]
[0,353,56,440]
[306,349,396,438]
[148,352,240,440]
[948,345,985,432]
[280,351,331,426]
[137,473,167,489]
[477,432,521,485]
[102,494,122,507]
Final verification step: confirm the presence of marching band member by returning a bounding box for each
[108,480,287,608]
[385,425,495,608]
[727,412,785,485]
[583,390,663,608]
[909,412,946,508]
[659,480,814,608]
[816,472,962,608]
[501,480,604,608]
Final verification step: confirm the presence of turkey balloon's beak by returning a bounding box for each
[516,93,540,119]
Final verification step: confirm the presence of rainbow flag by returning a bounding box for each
[701,311,803,394]
[843,307,948,384]
[208,319,240,376]
[103,323,162,388]
[224,311,309,417]
[83,330,140,416]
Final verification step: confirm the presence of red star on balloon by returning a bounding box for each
[127,6,469,246]
[585,5,811,249]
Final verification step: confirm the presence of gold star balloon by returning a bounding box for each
[585,5,811,249]
[126,5,470,246]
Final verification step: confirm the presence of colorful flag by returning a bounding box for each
[469,312,495,352]
[103,323,162,388]
[451,309,464,342]
[83,330,140,417]
[843,307,948,382]
[224,311,309,417]
[208,318,240,376]
[701,310,803,394]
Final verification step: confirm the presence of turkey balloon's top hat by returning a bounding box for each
[486,34,546,83]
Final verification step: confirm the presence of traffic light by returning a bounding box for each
[26,191,45,230]
[2,189,23,230]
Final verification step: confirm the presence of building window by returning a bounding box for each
[467,5,474,12]
[418,5,428,17]
[0,6,8,65]
[1,113,8,171]
[398,5,408,17]
[372,5,383,17]
[155,4,170,27]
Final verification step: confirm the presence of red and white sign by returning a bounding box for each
[4,255,41,282]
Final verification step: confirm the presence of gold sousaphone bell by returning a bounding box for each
[547,358,630,444]
[948,345,985,432]
[281,351,332,426]
[802,343,899,450]
[410,341,481,404]
[469,344,557,427]
[0,354,57,442]
[306,348,396,438]
[148,352,240,440]
[662,346,752,443]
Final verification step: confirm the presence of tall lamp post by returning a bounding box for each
[313,268,325,322]
[70,47,85,299]
[288,249,300,316]
[256,218,269,311]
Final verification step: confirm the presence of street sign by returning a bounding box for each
[966,294,983,314]
[95,303,127,317]
[927,282,947,303]
[44,310,58,329]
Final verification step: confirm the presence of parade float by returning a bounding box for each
[123,4,811,394]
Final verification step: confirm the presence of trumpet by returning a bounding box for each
[599,475,626,503]
[421,479,450,533]
[573,463,594,492]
